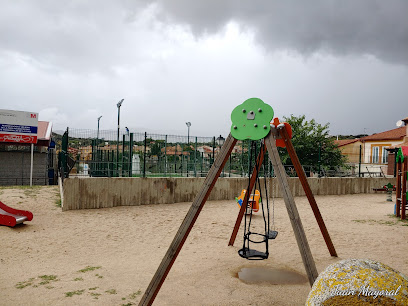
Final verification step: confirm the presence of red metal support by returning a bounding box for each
[401,159,407,220]
[278,125,338,257]
[396,159,401,217]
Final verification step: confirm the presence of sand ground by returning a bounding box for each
[0,186,407,306]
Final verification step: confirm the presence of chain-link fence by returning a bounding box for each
[54,128,391,178]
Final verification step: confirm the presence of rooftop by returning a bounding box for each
[334,139,360,147]
[360,126,406,141]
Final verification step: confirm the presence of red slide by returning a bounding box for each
[0,201,33,227]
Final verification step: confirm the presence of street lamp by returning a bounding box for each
[97,116,102,144]
[216,135,225,147]
[117,99,124,176]
[186,122,191,144]
[216,135,225,176]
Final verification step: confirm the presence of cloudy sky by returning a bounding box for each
[1,0,407,137]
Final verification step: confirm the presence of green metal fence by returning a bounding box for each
[55,128,368,178]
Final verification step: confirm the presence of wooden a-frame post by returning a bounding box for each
[264,128,318,285]
[139,134,237,306]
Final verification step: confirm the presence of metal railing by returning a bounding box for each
[54,128,393,179]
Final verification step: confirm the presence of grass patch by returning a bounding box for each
[353,215,408,226]
[38,275,58,285]
[15,278,34,289]
[73,277,83,281]
[95,273,103,279]
[15,275,58,289]
[89,292,101,299]
[129,290,142,299]
[352,219,368,223]
[65,289,85,297]
[387,214,408,226]
[89,287,98,290]
[0,186,38,190]
[55,198,62,207]
[78,266,101,273]
[22,186,41,198]
[105,289,117,294]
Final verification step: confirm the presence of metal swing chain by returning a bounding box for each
[242,140,254,252]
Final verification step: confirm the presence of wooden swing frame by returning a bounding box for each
[139,124,337,306]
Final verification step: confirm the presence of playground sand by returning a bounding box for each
[0,186,407,305]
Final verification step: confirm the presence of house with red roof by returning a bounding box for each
[360,125,406,161]
[335,117,408,176]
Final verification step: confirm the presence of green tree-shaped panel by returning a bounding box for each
[230,98,274,140]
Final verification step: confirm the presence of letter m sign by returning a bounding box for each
[31,113,37,118]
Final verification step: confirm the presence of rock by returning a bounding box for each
[306,258,408,305]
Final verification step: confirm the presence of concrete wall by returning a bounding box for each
[62,177,393,211]
[0,151,48,185]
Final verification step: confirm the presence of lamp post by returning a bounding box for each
[97,116,102,144]
[216,135,225,176]
[186,122,191,144]
[117,99,124,176]
[216,135,225,147]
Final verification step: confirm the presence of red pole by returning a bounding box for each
[396,159,401,217]
[279,125,337,257]
[401,159,407,220]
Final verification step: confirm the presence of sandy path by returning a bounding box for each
[0,186,407,305]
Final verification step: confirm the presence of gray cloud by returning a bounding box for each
[155,0,408,65]
[0,1,406,137]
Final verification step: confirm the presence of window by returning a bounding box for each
[382,147,389,164]
[372,146,379,163]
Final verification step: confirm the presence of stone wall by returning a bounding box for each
[62,177,393,211]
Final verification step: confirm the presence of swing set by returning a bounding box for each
[139,98,337,306]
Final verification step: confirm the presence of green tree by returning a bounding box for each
[280,115,347,173]
[150,142,162,156]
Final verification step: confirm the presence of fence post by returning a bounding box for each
[229,153,232,177]
[318,142,321,177]
[143,132,147,178]
[181,145,184,177]
[129,133,133,177]
[201,152,203,177]
[159,142,162,174]
[164,135,167,177]
[111,150,114,177]
[358,144,362,177]
[212,136,215,167]
[60,127,69,178]
[122,134,125,177]
[194,137,197,177]
[91,139,95,177]
[174,143,177,175]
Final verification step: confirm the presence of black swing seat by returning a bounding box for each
[267,230,278,240]
[238,247,269,260]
